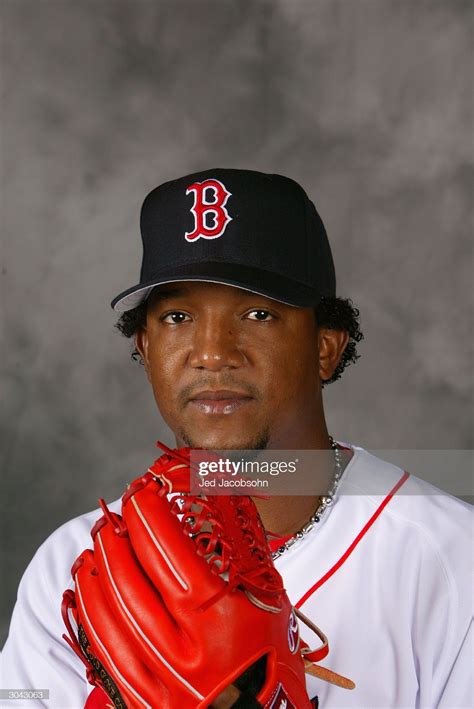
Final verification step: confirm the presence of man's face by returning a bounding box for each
[136,282,335,450]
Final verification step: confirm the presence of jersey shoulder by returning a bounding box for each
[20,497,122,597]
[341,445,472,604]
[341,444,472,527]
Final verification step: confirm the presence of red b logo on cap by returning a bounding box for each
[185,179,232,242]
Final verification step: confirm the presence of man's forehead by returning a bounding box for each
[150,284,190,301]
[148,281,295,307]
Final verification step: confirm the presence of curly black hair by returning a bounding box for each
[115,296,363,385]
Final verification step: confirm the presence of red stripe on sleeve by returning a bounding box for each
[296,470,410,608]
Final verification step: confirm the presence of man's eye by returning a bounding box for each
[245,310,274,321]
[161,312,191,324]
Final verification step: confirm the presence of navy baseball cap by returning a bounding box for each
[111,168,336,312]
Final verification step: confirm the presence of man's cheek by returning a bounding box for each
[148,354,180,390]
[148,371,176,412]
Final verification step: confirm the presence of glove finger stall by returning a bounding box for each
[93,520,193,671]
[123,477,226,611]
[73,549,168,708]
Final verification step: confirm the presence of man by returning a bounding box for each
[2,169,471,708]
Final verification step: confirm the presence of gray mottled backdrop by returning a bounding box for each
[1,0,472,645]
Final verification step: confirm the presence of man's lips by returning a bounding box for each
[188,390,254,415]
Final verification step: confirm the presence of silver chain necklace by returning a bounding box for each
[270,436,343,560]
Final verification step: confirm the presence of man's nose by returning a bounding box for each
[188,318,246,371]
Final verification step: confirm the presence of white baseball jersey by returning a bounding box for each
[1,444,472,708]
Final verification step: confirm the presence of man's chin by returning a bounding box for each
[176,426,270,451]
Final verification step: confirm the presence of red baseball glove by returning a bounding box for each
[62,443,338,708]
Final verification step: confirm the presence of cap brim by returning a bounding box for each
[111,263,326,312]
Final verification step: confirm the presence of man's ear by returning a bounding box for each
[318,329,350,382]
[134,327,151,381]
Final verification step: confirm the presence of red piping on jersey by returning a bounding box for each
[296,470,410,609]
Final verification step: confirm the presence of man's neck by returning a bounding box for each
[254,494,323,538]
[264,420,331,451]
[252,427,334,538]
